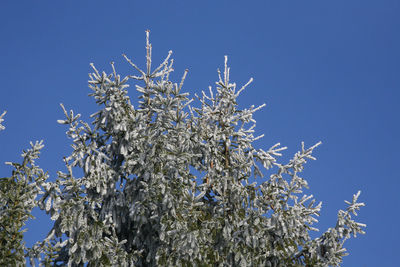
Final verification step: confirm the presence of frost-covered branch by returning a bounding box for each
[0,111,6,131]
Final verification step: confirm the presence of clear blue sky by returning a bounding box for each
[1,1,398,266]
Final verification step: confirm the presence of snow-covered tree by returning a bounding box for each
[1,31,365,266]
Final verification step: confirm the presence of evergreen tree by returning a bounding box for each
[0,111,48,266]
[1,31,365,266]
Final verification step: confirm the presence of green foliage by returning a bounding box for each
[0,140,47,266]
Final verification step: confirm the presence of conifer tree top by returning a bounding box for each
[1,32,365,267]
